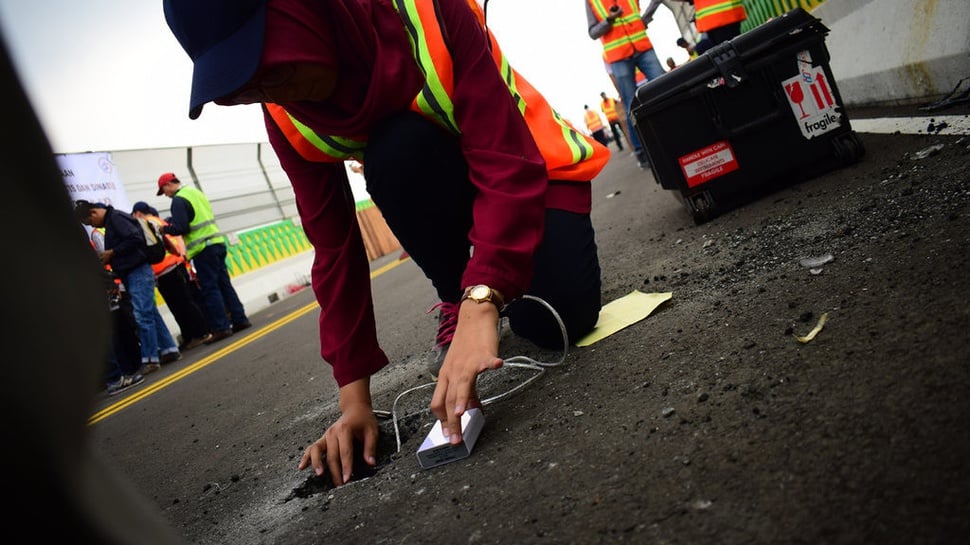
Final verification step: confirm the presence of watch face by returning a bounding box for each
[471,285,490,300]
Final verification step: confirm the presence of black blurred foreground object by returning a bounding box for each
[0,30,186,545]
[631,8,864,224]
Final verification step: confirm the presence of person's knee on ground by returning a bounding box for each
[504,208,602,350]
[364,111,474,302]
[505,290,600,350]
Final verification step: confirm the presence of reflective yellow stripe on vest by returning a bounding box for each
[266,105,366,163]
[396,0,460,135]
[694,0,747,33]
[176,186,225,260]
[588,0,654,64]
[269,0,608,182]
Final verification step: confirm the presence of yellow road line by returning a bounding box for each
[88,256,410,425]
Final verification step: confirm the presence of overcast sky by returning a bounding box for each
[0,0,688,155]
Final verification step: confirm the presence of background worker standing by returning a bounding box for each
[131,201,212,351]
[584,104,610,148]
[156,173,251,344]
[587,0,666,169]
[599,91,625,151]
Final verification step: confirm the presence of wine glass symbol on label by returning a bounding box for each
[785,81,809,119]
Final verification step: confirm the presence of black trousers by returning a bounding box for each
[108,291,142,381]
[363,111,601,348]
[707,22,742,47]
[156,265,210,342]
[608,120,625,150]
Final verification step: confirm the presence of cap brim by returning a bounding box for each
[156,186,165,196]
[187,2,266,119]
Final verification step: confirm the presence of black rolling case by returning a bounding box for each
[630,8,864,224]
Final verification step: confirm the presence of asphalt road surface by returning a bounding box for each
[86,108,970,544]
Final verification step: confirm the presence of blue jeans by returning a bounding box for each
[119,263,178,364]
[609,48,665,154]
[192,243,248,332]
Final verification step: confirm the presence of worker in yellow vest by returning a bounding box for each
[598,92,625,151]
[164,0,610,486]
[587,0,666,169]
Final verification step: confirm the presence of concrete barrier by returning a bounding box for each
[813,0,970,106]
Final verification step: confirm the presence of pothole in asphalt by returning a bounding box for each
[285,412,425,500]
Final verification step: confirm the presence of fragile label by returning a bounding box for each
[678,140,740,188]
[782,62,842,139]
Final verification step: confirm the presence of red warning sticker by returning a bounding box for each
[678,140,739,188]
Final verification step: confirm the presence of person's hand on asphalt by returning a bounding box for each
[430,301,503,444]
[298,378,378,486]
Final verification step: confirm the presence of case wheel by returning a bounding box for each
[685,191,716,225]
[832,131,865,166]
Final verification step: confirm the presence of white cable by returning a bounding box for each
[388,294,569,452]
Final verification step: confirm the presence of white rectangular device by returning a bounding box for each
[416,408,485,470]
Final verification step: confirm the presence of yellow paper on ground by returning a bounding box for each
[574,290,673,347]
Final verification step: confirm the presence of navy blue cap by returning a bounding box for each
[163,0,267,119]
[131,201,158,216]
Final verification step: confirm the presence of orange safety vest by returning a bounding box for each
[144,214,186,277]
[584,109,604,132]
[600,97,620,122]
[694,0,747,33]
[587,0,654,64]
[267,0,609,183]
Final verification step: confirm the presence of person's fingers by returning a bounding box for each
[324,431,344,486]
[297,444,313,471]
[361,422,379,466]
[338,429,355,484]
[430,378,448,423]
[298,440,326,476]
[445,372,476,444]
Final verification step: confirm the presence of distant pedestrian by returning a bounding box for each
[102,269,146,395]
[587,0,666,169]
[88,224,146,393]
[599,92,625,151]
[156,173,251,344]
[676,37,700,60]
[76,200,182,373]
[584,104,610,148]
[132,201,212,350]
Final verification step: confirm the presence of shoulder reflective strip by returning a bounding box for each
[588,0,608,19]
[265,104,334,162]
[395,0,459,134]
[287,111,366,160]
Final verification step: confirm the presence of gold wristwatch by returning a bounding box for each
[460,284,505,310]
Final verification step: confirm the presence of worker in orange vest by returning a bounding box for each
[131,202,212,351]
[674,0,747,47]
[587,0,666,169]
[584,104,610,148]
[599,92,625,151]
